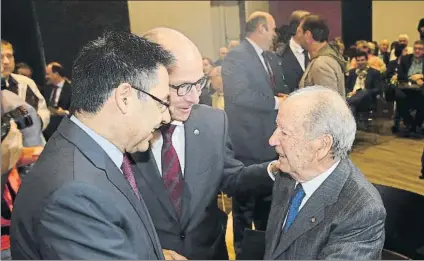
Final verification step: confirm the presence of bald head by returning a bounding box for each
[246,12,276,51]
[143,27,203,84]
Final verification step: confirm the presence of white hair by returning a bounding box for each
[288,86,357,159]
[398,34,409,40]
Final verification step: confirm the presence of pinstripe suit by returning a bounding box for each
[264,159,386,260]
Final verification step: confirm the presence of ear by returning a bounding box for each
[315,134,333,160]
[115,83,132,114]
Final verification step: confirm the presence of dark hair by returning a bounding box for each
[418,18,424,32]
[354,51,368,60]
[394,43,406,58]
[414,39,424,46]
[202,57,213,66]
[301,15,329,42]
[390,41,398,51]
[70,31,174,114]
[47,62,66,77]
[246,15,268,35]
[15,62,32,72]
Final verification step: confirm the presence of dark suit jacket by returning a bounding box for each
[10,117,164,259]
[130,105,273,260]
[380,51,390,65]
[398,54,424,82]
[222,39,289,163]
[346,67,383,96]
[278,45,304,93]
[264,159,386,260]
[42,81,72,140]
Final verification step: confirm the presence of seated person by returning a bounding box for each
[209,66,224,110]
[386,43,407,83]
[346,51,383,115]
[350,41,386,73]
[395,40,424,134]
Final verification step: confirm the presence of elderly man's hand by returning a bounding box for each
[1,121,23,175]
[163,249,188,260]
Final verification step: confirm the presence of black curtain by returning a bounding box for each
[341,0,372,48]
[1,0,46,85]
[2,0,131,85]
[34,0,131,81]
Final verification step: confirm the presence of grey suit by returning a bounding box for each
[130,105,273,260]
[10,117,164,260]
[264,159,386,260]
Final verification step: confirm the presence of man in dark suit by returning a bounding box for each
[346,51,383,115]
[265,86,386,259]
[277,10,310,93]
[397,40,424,134]
[10,31,175,259]
[42,62,72,141]
[131,27,273,260]
[222,11,290,255]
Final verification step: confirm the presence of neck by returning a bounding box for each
[247,35,266,51]
[53,78,65,86]
[291,36,301,46]
[299,157,337,182]
[308,42,327,58]
[75,112,125,153]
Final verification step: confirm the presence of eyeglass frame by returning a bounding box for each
[169,75,208,96]
[131,86,170,110]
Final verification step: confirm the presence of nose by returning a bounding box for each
[269,129,279,147]
[2,56,9,64]
[184,87,200,104]
[162,108,171,125]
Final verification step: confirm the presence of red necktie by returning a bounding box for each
[121,154,141,200]
[161,125,183,217]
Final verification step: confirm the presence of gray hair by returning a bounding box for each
[288,86,356,159]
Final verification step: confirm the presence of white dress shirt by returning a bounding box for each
[50,79,65,107]
[151,121,185,176]
[70,116,123,171]
[245,37,279,110]
[268,160,340,227]
[289,37,308,71]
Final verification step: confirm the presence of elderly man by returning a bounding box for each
[11,31,174,259]
[265,86,386,260]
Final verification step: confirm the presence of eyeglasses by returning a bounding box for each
[169,75,208,96]
[132,86,170,111]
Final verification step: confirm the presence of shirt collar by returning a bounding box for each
[290,37,304,54]
[300,160,340,199]
[57,80,65,88]
[70,115,123,170]
[246,37,264,57]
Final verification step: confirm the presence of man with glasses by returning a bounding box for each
[10,31,174,259]
[129,27,274,260]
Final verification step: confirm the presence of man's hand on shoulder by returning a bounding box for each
[163,249,188,260]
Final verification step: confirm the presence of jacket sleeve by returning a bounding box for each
[222,50,276,112]
[309,58,341,94]
[37,182,140,260]
[219,110,274,198]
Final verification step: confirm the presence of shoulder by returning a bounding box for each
[11,73,37,87]
[191,104,226,124]
[368,67,380,75]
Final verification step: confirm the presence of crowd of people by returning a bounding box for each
[1,8,424,261]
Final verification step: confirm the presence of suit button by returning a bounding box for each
[180,233,185,239]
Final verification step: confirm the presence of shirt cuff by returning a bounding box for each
[274,96,279,110]
[267,160,278,181]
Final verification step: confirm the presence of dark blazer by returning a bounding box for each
[264,159,386,260]
[130,105,272,260]
[10,117,164,259]
[278,45,304,93]
[43,81,72,140]
[398,54,424,82]
[346,67,383,95]
[380,51,390,65]
[222,39,289,163]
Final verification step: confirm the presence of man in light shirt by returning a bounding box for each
[265,86,386,260]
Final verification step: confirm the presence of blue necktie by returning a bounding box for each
[283,183,305,232]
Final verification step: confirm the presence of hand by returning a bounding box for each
[56,107,69,116]
[269,160,280,175]
[347,91,355,98]
[163,249,188,260]
[417,79,424,87]
[410,74,423,82]
[1,121,23,175]
[277,94,288,104]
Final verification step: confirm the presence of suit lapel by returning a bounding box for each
[244,40,273,89]
[271,160,351,259]
[131,150,179,222]
[265,175,295,259]
[180,106,203,229]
